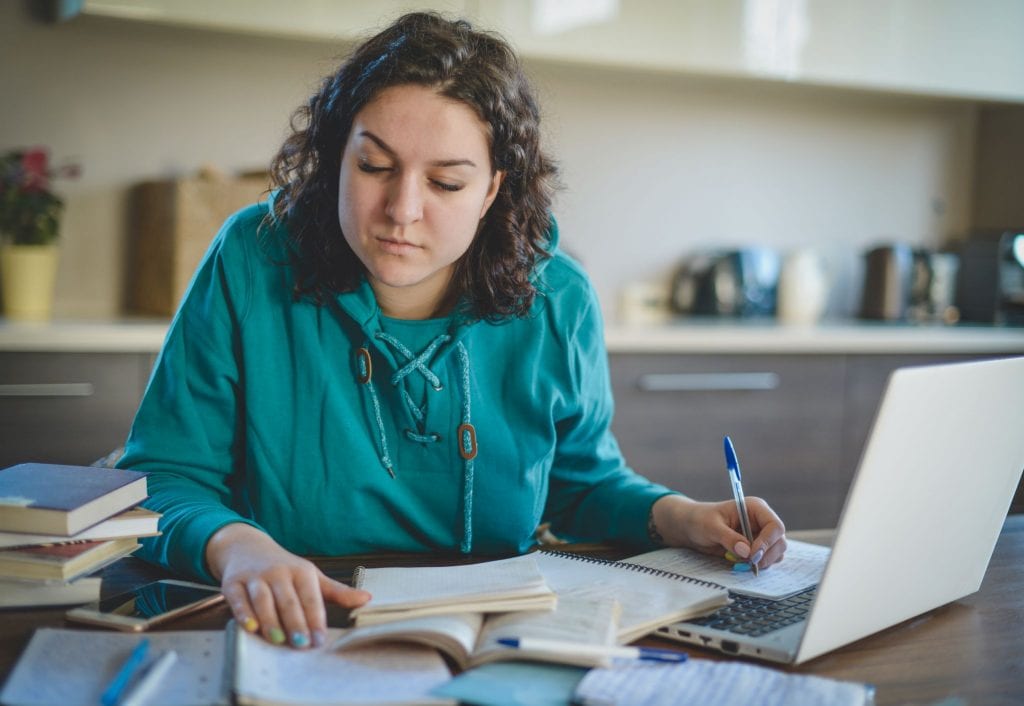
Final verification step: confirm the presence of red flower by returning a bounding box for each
[20,148,50,193]
[1,147,79,245]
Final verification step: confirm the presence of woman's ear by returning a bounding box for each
[480,170,505,219]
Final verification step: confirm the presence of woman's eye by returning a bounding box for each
[432,180,463,193]
[358,160,391,174]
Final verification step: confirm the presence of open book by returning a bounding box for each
[350,554,556,626]
[232,624,453,706]
[334,591,620,670]
[533,551,730,643]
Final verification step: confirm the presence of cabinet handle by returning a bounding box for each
[0,383,95,397]
[636,372,780,392]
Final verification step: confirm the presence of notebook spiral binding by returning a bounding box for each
[539,550,727,592]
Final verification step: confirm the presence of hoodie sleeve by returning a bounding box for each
[542,272,680,549]
[116,212,265,583]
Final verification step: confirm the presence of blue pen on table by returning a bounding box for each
[100,638,149,706]
[724,435,759,577]
[496,637,687,663]
[121,650,178,706]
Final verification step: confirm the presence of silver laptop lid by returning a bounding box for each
[795,356,1024,663]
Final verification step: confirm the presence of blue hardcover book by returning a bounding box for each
[0,463,147,535]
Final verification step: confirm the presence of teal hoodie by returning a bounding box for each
[118,201,675,582]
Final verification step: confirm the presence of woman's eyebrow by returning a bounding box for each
[358,130,478,169]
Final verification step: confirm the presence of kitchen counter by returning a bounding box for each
[0,319,170,352]
[605,320,1024,354]
[1,318,1023,355]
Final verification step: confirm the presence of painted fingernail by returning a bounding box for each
[242,617,259,633]
[733,542,751,559]
[312,630,327,648]
[268,627,286,645]
[732,562,752,572]
[291,632,310,648]
[724,550,741,563]
[750,548,765,566]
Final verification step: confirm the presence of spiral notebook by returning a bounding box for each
[533,551,729,643]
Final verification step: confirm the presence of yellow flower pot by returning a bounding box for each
[0,244,60,321]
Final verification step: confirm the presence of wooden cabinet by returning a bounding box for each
[0,353,154,468]
[610,351,1023,530]
[609,354,846,529]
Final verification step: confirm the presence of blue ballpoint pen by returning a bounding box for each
[724,436,759,577]
[496,637,687,663]
[100,638,150,706]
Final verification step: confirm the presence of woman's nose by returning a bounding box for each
[385,174,424,225]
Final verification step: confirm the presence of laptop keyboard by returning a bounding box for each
[686,587,817,637]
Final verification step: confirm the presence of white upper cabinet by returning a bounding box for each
[80,0,471,40]
[82,0,1024,103]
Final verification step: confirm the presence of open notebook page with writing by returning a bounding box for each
[624,539,830,600]
[574,658,872,706]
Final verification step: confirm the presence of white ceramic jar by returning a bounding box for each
[777,249,829,325]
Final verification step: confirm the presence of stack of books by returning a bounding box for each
[0,463,158,608]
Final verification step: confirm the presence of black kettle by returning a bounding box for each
[859,245,914,320]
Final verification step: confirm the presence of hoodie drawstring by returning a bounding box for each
[356,335,477,553]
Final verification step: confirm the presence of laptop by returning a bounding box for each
[655,356,1024,664]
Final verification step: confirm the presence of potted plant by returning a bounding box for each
[0,147,79,320]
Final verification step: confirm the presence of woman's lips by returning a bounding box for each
[376,237,420,255]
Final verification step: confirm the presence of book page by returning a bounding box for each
[235,627,454,705]
[624,539,830,599]
[331,613,483,670]
[574,658,871,706]
[472,591,619,668]
[533,552,728,643]
[0,628,227,706]
[352,554,550,612]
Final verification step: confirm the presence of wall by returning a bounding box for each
[0,3,978,321]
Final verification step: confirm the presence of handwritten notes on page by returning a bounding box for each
[624,539,830,599]
[574,659,872,706]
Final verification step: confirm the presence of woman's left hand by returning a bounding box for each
[650,495,787,570]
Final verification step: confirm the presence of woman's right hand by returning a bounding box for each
[205,523,371,648]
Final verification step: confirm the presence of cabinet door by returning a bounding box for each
[0,353,153,468]
[609,354,846,530]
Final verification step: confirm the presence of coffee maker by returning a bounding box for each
[956,230,1024,325]
[859,245,960,323]
[669,249,780,318]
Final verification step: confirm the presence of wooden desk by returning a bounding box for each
[3,515,1022,705]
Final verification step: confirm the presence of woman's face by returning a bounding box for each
[338,84,503,319]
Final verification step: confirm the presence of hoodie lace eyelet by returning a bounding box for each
[356,335,478,554]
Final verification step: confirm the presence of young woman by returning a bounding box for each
[119,12,786,650]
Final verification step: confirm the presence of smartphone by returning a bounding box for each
[66,579,224,631]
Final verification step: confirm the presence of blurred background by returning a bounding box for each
[2,0,1022,324]
[2,0,1022,525]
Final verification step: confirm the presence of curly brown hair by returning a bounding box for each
[266,11,559,320]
